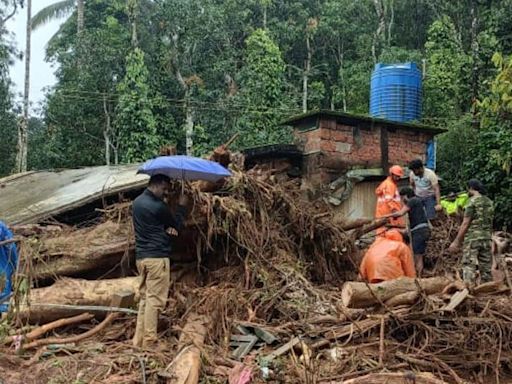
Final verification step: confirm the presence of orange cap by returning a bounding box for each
[389,165,404,177]
[385,229,403,242]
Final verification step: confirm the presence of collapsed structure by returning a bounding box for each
[0,111,510,384]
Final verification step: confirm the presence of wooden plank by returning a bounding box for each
[262,337,301,362]
[440,289,469,311]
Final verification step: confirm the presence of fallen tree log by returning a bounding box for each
[29,221,134,281]
[352,218,388,238]
[341,372,449,384]
[341,277,452,308]
[164,314,209,384]
[19,276,139,324]
[384,291,419,307]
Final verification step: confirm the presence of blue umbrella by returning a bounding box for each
[137,155,231,183]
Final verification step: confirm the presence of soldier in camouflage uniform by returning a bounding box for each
[449,179,494,284]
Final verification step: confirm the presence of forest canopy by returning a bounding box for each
[1,0,512,226]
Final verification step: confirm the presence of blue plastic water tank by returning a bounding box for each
[370,62,422,122]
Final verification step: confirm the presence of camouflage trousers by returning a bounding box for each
[462,239,493,284]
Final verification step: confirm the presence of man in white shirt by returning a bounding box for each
[409,159,442,220]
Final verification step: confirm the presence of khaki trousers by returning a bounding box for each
[133,258,170,348]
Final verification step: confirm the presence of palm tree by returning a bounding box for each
[31,0,84,35]
[15,0,31,173]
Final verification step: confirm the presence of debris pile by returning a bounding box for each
[1,166,512,384]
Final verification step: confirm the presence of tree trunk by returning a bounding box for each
[16,0,31,173]
[184,94,194,156]
[371,0,385,64]
[103,94,111,165]
[19,277,139,324]
[302,34,311,113]
[387,0,394,46]
[341,277,452,308]
[128,0,139,48]
[263,4,267,30]
[113,140,120,165]
[334,40,347,112]
[77,0,85,35]
[172,50,194,155]
[165,314,209,384]
[470,0,478,108]
[30,221,134,282]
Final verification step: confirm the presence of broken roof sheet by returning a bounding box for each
[0,165,148,225]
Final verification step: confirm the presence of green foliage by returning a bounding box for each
[423,16,468,120]
[236,29,292,148]
[0,0,511,215]
[436,114,476,193]
[472,53,512,228]
[116,48,160,162]
[0,1,20,176]
[438,53,512,228]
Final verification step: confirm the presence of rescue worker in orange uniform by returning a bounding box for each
[375,165,405,234]
[359,229,416,283]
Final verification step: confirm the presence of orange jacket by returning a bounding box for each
[359,237,416,283]
[375,176,404,230]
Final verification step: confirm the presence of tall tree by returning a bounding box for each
[116,48,160,163]
[15,0,31,173]
[0,1,20,175]
[236,29,290,148]
[423,15,468,121]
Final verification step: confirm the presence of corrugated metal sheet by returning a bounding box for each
[0,165,148,225]
[337,180,381,220]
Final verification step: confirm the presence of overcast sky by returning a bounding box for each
[6,0,62,114]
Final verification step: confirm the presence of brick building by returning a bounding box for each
[282,110,446,219]
[283,110,445,184]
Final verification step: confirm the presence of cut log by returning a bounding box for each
[165,314,209,384]
[19,276,139,324]
[341,277,452,308]
[30,221,134,281]
[384,291,419,307]
[341,372,449,384]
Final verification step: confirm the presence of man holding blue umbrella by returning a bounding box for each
[132,174,188,349]
[133,154,231,348]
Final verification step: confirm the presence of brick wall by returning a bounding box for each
[387,129,431,165]
[294,116,434,185]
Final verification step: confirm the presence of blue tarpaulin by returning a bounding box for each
[426,139,436,170]
[0,221,17,312]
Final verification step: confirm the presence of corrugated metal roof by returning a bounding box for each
[0,165,148,225]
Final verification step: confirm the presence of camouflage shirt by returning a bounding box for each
[464,195,494,242]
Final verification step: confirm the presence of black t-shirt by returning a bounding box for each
[406,196,428,229]
[132,189,187,260]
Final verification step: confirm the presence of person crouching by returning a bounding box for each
[359,229,416,283]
